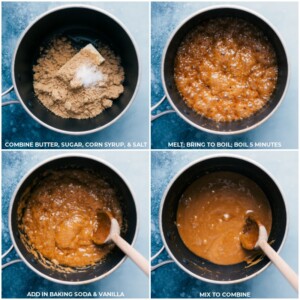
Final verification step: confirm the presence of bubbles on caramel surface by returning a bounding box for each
[174,18,278,122]
[19,169,123,268]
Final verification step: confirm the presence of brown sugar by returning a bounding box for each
[33,37,125,119]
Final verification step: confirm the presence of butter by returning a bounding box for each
[57,44,105,88]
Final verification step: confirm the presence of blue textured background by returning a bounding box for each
[1,2,149,149]
[2,151,149,298]
[151,2,298,149]
[151,151,298,298]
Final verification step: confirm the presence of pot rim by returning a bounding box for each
[161,4,290,135]
[158,153,289,284]
[8,153,139,285]
[11,4,141,136]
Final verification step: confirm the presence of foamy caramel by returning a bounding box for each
[19,169,123,268]
[174,18,278,122]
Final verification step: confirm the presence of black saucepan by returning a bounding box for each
[11,5,139,135]
[161,5,288,134]
[9,154,137,284]
[159,155,287,283]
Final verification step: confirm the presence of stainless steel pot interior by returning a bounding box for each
[13,6,139,134]
[161,156,287,283]
[10,156,137,284]
[163,7,288,133]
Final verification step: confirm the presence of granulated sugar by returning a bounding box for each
[33,37,124,119]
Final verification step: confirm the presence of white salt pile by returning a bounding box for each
[75,65,106,88]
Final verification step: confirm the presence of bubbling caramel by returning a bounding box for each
[174,18,278,122]
[176,172,272,265]
[19,169,122,268]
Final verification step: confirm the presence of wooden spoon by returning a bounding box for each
[240,215,298,291]
[92,210,149,276]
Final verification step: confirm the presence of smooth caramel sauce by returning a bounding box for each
[174,18,278,122]
[19,169,122,268]
[177,172,272,265]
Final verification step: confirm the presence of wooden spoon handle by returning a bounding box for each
[111,234,149,276]
[259,240,298,291]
